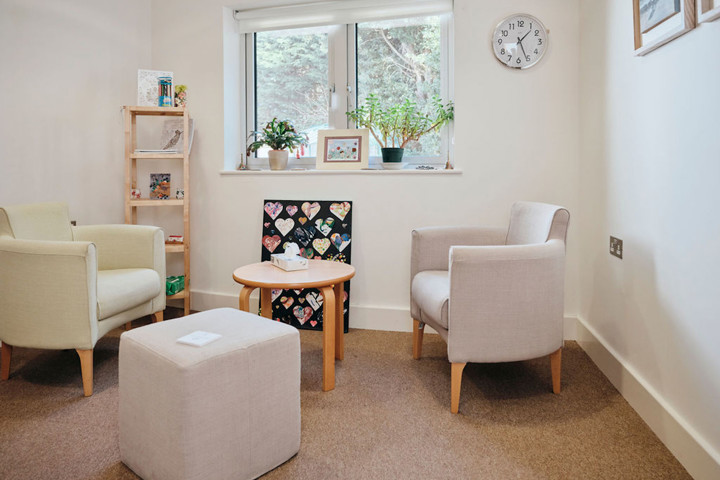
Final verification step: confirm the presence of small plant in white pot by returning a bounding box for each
[246,118,308,170]
[346,94,454,166]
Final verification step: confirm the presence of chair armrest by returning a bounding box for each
[73,224,164,271]
[446,240,566,364]
[74,224,166,313]
[411,226,506,278]
[0,238,98,349]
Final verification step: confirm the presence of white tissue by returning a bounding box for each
[284,242,300,258]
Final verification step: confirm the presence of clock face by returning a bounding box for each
[492,14,548,69]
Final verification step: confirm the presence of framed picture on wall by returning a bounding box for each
[315,129,369,170]
[633,0,695,55]
[697,0,720,22]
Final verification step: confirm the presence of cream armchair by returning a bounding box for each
[0,202,165,396]
[411,201,570,413]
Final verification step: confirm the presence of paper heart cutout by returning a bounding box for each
[298,297,305,303]
[293,306,313,325]
[280,296,294,309]
[275,218,295,237]
[264,222,270,228]
[264,201,283,220]
[271,289,282,301]
[329,253,347,263]
[294,226,316,247]
[315,217,335,237]
[294,289,303,295]
[329,202,351,220]
[343,291,348,302]
[286,205,298,216]
[301,201,321,220]
[306,291,324,311]
[330,232,351,252]
[262,234,281,253]
[299,248,314,259]
[310,320,318,327]
[313,238,331,255]
[298,217,308,225]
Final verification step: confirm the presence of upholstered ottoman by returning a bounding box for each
[119,308,300,480]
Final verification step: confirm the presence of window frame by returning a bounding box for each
[241,14,453,170]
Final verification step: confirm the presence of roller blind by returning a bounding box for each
[234,0,453,33]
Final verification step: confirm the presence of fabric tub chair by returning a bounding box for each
[410,201,570,413]
[0,202,165,396]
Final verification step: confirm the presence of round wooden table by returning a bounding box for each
[232,259,356,391]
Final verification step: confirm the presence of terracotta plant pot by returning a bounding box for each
[268,150,289,170]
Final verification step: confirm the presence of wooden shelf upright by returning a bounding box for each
[123,106,190,315]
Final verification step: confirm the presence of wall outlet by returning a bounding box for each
[610,236,623,259]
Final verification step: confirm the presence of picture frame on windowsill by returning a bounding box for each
[697,0,720,22]
[315,129,369,171]
[632,0,695,56]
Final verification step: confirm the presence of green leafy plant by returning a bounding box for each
[246,118,308,156]
[346,94,454,149]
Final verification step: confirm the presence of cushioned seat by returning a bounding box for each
[0,202,165,396]
[411,201,570,413]
[119,308,301,480]
[97,269,162,320]
[411,270,449,330]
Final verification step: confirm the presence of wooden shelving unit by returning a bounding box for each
[124,106,191,315]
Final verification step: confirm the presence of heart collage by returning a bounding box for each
[261,199,353,332]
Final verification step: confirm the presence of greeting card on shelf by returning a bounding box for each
[137,69,173,106]
[150,173,171,199]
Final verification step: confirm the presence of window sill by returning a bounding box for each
[220,167,462,176]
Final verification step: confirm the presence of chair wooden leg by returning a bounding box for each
[76,349,93,397]
[412,319,424,359]
[550,347,562,394]
[151,311,164,323]
[1,342,12,380]
[124,321,132,330]
[451,362,466,414]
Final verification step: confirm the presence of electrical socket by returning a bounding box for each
[610,236,623,259]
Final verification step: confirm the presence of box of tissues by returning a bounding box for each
[271,242,308,271]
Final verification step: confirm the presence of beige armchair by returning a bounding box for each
[0,202,166,396]
[411,201,570,413]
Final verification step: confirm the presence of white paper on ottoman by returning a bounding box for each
[119,308,300,480]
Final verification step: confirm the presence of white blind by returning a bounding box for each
[234,0,453,33]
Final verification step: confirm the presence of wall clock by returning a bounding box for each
[492,14,548,69]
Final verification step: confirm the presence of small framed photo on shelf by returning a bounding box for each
[150,173,171,199]
[315,129,369,170]
[632,0,695,56]
[698,0,720,23]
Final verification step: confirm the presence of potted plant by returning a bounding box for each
[247,118,308,170]
[346,94,454,165]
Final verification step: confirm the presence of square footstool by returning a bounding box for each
[119,308,300,480]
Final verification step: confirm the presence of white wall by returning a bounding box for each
[579,0,720,476]
[0,0,151,224]
[149,0,581,328]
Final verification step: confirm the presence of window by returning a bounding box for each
[243,12,451,167]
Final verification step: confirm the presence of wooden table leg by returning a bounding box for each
[320,285,336,391]
[238,286,255,312]
[334,282,344,361]
[260,287,273,319]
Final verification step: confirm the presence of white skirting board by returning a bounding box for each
[576,318,720,480]
[190,290,577,338]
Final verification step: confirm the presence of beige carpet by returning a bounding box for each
[0,313,690,479]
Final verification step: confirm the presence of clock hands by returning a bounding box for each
[518,37,528,60]
[519,29,532,43]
